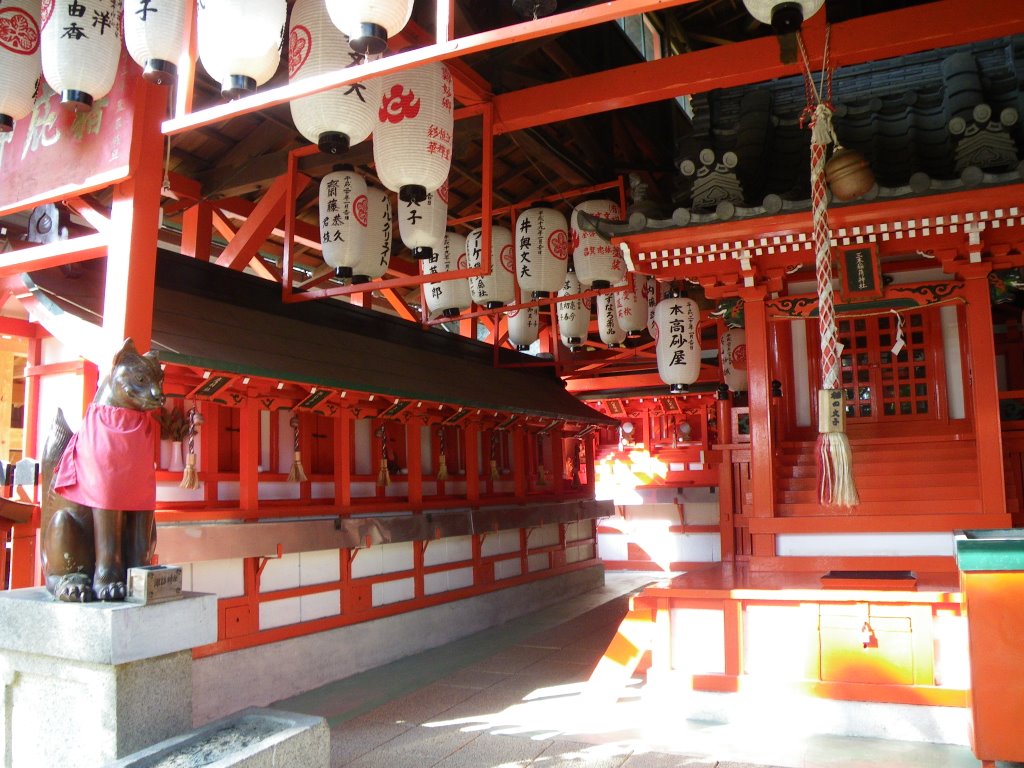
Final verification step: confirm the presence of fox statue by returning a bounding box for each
[41,339,165,602]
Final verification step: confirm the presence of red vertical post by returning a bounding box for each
[181,202,213,261]
[513,427,528,501]
[334,412,352,509]
[465,423,480,505]
[103,79,165,352]
[961,265,1009,519]
[551,433,565,495]
[239,398,260,515]
[406,420,423,509]
[741,287,776,558]
[716,392,736,560]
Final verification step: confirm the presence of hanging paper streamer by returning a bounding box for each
[800,28,859,508]
[287,413,308,483]
[179,406,203,490]
[890,309,905,357]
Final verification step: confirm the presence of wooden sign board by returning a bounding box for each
[0,51,141,216]
[380,400,412,419]
[837,244,883,302]
[443,408,473,425]
[297,389,332,410]
[190,375,234,399]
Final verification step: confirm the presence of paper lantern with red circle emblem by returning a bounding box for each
[375,60,453,204]
[324,0,413,55]
[557,269,590,351]
[320,167,368,279]
[289,0,379,155]
[515,204,568,300]
[123,0,189,85]
[466,225,515,309]
[571,199,623,288]
[353,185,392,282]
[422,231,471,318]
[645,276,659,337]
[653,293,701,394]
[720,328,748,392]
[597,293,626,348]
[0,1,41,131]
[507,304,539,351]
[198,0,284,99]
[614,276,647,339]
[41,0,121,111]
[399,181,447,261]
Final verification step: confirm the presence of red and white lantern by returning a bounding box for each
[198,0,284,99]
[571,199,623,288]
[353,185,392,282]
[507,304,539,351]
[422,231,471,318]
[557,270,590,350]
[320,167,368,279]
[597,293,626,348]
[653,293,701,394]
[466,225,515,309]
[614,276,647,339]
[289,0,379,155]
[645,276,659,336]
[515,204,568,300]
[399,181,447,260]
[123,0,188,85]
[41,0,122,111]
[324,0,413,55]
[720,328,748,392]
[0,1,41,131]
[375,61,453,204]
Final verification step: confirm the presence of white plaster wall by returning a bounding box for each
[354,418,372,475]
[177,558,245,599]
[775,531,954,557]
[495,557,522,580]
[669,607,725,673]
[424,566,473,596]
[790,319,812,427]
[37,372,84,441]
[423,535,472,567]
[941,304,966,420]
[275,410,292,474]
[527,553,549,572]
[192,565,604,725]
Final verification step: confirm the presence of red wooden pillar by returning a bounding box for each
[551,432,565,495]
[961,265,1009,519]
[239,398,260,515]
[465,423,480,505]
[334,412,352,509]
[741,287,776,557]
[103,79,165,351]
[406,420,423,508]
[584,434,596,494]
[716,392,736,560]
[181,202,213,261]
[513,426,528,501]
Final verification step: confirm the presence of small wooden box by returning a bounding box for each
[126,565,183,604]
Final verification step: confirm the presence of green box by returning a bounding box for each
[955,529,1024,572]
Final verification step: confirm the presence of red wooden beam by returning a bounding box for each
[215,173,311,271]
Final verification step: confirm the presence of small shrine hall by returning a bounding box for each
[1,1,1023,766]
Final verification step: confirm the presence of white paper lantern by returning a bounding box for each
[466,225,515,309]
[571,199,623,288]
[198,0,284,99]
[645,276,659,337]
[422,231,471,318]
[375,60,453,203]
[41,0,122,111]
[515,204,568,300]
[123,0,188,85]
[353,185,392,282]
[615,277,647,338]
[289,0,379,155]
[507,305,539,351]
[0,1,41,131]
[720,328,748,392]
[320,168,368,278]
[742,0,824,32]
[557,270,590,350]
[653,294,701,394]
[399,181,447,260]
[324,0,413,55]
[597,293,626,348]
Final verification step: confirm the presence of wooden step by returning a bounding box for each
[779,471,979,491]
[781,459,977,479]
[775,498,984,516]
[776,484,979,505]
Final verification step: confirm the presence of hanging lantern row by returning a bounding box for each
[1,0,417,127]
[421,230,471,318]
[597,293,625,348]
[507,304,540,350]
[556,268,589,351]
[720,328,748,393]
[400,182,447,260]
[466,225,515,309]
[570,199,623,289]
[319,166,394,282]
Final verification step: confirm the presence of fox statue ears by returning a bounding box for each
[111,338,161,373]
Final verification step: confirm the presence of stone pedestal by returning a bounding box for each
[0,588,217,768]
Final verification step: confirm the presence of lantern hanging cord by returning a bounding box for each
[796,26,834,130]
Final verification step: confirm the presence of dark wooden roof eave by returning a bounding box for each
[23,252,615,427]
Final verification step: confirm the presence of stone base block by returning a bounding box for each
[107,707,329,767]
[0,589,217,768]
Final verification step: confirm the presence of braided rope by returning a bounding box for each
[811,103,839,389]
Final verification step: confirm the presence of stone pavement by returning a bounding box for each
[275,572,1000,768]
